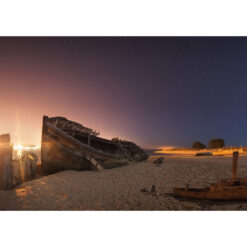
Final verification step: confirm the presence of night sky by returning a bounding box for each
[0,37,247,148]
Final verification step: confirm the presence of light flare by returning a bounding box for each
[13,144,40,156]
[13,144,40,150]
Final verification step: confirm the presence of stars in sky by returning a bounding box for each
[1,37,247,147]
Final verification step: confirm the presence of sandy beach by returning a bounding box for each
[1,154,247,210]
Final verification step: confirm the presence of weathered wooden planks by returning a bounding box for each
[44,120,121,159]
[42,134,94,173]
[0,144,13,190]
[42,117,121,173]
[85,155,104,171]
[0,132,38,189]
[12,160,21,185]
[173,186,247,201]
[41,116,149,174]
[20,152,38,183]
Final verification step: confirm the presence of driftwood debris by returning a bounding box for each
[151,185,156,193]
[153,157,164,165]
[140,185,160,198]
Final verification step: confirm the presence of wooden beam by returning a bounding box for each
[85,155,104,171]
[232,151,239,180]
[0,144,13,190]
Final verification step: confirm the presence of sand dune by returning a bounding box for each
[1,155,247,210]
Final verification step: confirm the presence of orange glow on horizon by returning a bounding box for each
[155,146,246,156]
[155,146,178,152]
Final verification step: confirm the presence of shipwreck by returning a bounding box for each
[41,116,148,174]
[173,151,247,200]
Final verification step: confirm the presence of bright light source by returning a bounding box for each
[13,144,40,150]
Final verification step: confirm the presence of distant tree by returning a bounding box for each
[192,141,206,150]
[208,138,225,149]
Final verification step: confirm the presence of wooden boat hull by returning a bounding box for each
[41,116,148,174]
[173,187,247,201]
[41,134,94,173]
[173,179,247,201]
[173,152,247,201]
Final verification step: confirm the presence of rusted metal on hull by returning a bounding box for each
[41,116,148,174]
